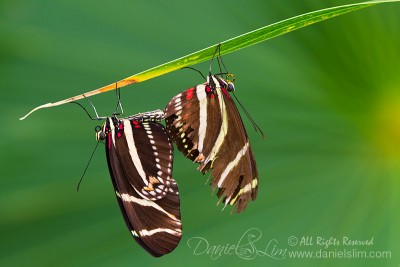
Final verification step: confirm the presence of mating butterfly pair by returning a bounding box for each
[97,74,259,256]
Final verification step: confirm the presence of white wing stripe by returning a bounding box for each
[218,141,250,187]
[120,193,181,223]
[197,84,208,152]
[205,77,228,163]
[139,228,182,237]
[122,120,148,185]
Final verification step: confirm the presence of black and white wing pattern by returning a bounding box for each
[98,110,182,257]
[164,75,258,213]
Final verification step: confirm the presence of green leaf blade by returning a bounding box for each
[139,2,380,79]
[20,0,400,120]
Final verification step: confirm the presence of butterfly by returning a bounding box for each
[96,110,182,256]
[164,74,259,213]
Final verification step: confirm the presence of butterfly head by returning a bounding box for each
[225,73,236,92]
[95,117,116,141]
[95,124,107,141]
[227,82,235,92]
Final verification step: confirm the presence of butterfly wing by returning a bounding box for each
[164,84,222,160]
[206,76,258,213]
[164,75,258,213]
[104,117,182,257]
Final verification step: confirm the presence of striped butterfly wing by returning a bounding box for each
[103,113,182,257]
[164,75,258,213]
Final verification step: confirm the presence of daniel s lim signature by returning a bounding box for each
[186,228,287,260]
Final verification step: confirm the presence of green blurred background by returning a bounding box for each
[1,0,399,266]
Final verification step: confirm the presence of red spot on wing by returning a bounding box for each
[186,87,195,100]
[132,120,141,128]
[115,123,124,138]
[220,87,231,99]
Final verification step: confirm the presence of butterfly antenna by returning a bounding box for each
[71,95,105,120]
[181,66,206,81]
[71,101,96,120]
[232,92,265,139]
[76,140,100,191]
